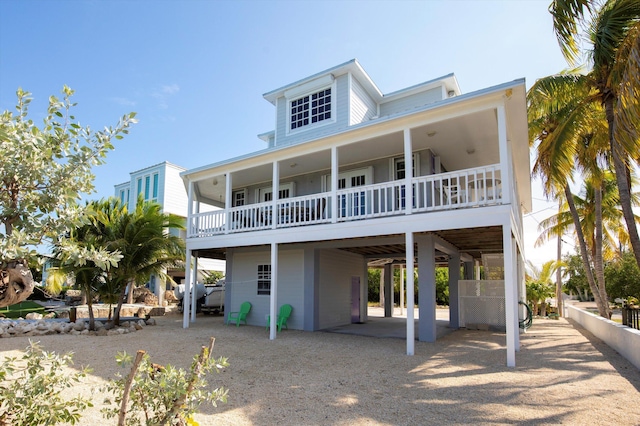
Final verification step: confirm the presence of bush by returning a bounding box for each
[102,337,229,425]
[0,341,93,425]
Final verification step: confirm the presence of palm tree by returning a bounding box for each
[48,220,122,331]
[537,172,637,262]
[93,196,185,325]
[526,260,562,316]
[550,0,640,273]
[528,73,613,317]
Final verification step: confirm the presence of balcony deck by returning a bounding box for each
[188,164,503,239]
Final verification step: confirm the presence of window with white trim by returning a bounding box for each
[257,264,271,295]
[258,182,295,202]
[290,88,331,130]
[232,190,246,207]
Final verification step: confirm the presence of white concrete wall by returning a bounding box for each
[566,305,640,370]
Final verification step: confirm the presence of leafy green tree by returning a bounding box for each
[435,267,450,306]
[367,268,381,303]
[202,270,224,285]
[563,253,592,301]
[605,250,640,301]
[0,86,136,307]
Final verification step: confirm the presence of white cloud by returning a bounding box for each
[161,84,180,94]
[151,84,180,109]
[109,97,136,106]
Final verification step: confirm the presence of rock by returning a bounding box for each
[73,322,86,331]
[145,318,156,326]
[25,312,43,320]
[44,312,56,319]
[134,323,143,330]
[96,328,108,336]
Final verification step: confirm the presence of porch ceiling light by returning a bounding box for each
[427,131,437,137]
[466,148,476,155]
[290,162,297,168]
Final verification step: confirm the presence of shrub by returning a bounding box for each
[0,341,93,425]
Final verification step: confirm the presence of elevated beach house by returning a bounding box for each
[180,59,530,366]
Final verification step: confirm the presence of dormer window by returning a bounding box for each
[290,88,332,130]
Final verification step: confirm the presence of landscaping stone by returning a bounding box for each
[0,317,148,338]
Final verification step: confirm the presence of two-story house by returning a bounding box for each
[180,59,530,366]
[115,161,225,304]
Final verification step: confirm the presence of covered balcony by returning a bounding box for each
[183,89,528,243]
[188,164,503,238]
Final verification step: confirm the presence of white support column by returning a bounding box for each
[331,146,338,223]
[513,236,521,351]
[403,128,413,215]
[448,254,460,329]
[269,242,278,340]
[400,266,405,316]
[497,104,511,204]
[225,172,232,233]
[187,181,194,237]
[272,161,279,229]
[191,256,199,322]
[503,222,517,367]
[379,267,385,308]
[182,249,192,328]
[406,232,415,355]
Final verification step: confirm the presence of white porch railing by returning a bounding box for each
[188,164,503,238]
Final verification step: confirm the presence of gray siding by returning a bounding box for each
[274,74,349,147]
[318,249,364,329]
[379,87,442,117]
[229,247,304,329]
[350,77,377,125]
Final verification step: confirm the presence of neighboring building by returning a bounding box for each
[180,59,530,366]
[115,161,225,302]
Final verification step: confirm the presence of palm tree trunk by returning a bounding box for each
[564,185,608,317]
[87,295,96,331]
[593,184,611,318]
[605,96,640,272]
[556,223,563,317]
[112,282,130,326]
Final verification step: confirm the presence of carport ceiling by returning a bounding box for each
[193,226,505,263]
[339,226,504,261]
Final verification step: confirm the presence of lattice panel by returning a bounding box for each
[459,280,506,329]
[482,253,504,280]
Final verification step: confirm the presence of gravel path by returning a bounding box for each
[2,313,639,425]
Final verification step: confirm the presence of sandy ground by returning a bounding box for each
[2,311,640,425]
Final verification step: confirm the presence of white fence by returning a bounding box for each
[565,304,640,370]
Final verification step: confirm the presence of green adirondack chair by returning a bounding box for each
[266,304,292,332]
[226,302,251,326]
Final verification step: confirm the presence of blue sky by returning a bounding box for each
[0,0,569,266]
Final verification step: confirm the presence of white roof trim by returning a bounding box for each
[182,78,526,180]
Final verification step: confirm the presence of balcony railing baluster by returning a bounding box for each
[188,164,503,238]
